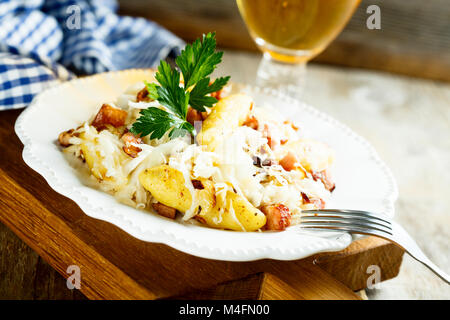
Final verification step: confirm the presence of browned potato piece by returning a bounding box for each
[196,94,253,152]
[198,190,266,231]
[139,165,192,212]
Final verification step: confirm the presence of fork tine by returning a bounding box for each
[301,212,392,230]
[301,216,392,233]
[301,218,393,235]
[302,209,390,225]
[301,222,393,238]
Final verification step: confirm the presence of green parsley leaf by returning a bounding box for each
[169,121,195,139]
[154,61,189,118]
[176,32,224,89]
[131,32,230,140]
[189,76,230,111]
[144,81,159,100]
[130,107,193,140]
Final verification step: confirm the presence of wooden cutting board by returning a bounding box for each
[0,109,404,300]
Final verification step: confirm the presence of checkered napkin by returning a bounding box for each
[0,0,184,110]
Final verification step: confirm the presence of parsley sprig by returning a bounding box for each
[130,32,230,140]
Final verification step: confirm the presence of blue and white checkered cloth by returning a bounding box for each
[0,0,184,110]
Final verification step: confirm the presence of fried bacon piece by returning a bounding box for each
[312,170,336,192]
[262,124,278,149]
[136,87,150,102]
[187,107,208,125]
[186,107,204,126]
[261,204,292,231]
[58,129,78,147]
[121,132,142,158]
[91,104,128,131]
[242,115,259,130]
[279,151,299,171]
[301,192,326,209]
[210,88,223,100]
[152,202,177,219]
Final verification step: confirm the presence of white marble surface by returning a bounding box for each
[214,50,450,300]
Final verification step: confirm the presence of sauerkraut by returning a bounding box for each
[58,81,336,232]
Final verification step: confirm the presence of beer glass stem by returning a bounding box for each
[255,52,307,100]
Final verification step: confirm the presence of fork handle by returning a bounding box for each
[391,221,450,285]
[410,256,450,285]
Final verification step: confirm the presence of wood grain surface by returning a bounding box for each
[0,222,86,300]
[0,107,404,300]
[118,0,450,82]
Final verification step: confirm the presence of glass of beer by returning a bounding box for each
[236,0,361,98]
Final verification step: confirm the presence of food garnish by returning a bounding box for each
[130,32,230,140]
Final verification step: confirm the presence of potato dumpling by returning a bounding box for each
[195,178,216,217]
[80,142,107,179]
[197,94,253,152]
[139,165,192,212]
[78,132,117,180]
[198,190,266,232]
[139,165,266,231]
[78,132,126,185]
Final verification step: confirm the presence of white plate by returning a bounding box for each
[15,69,398,261]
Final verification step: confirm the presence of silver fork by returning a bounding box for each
[301,209,450,284]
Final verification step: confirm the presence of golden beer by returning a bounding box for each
[237,0,361,63]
